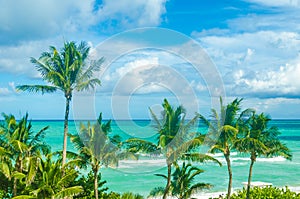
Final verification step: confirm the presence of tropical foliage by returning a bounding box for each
[126,99,192,199]
[235,112,292,199]
[198,97,251,199]
[17,41,103,167]
[150,162,212,199]
[125,99,220,199]
[1,47,295,199]
[69,113,136,199]
[229,186,300,199]
[73,170,108,199]
[0,113,50,197]
[26,154,83,199]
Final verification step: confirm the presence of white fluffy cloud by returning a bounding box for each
[231,59,300,98]
[193,29,300,99]
[0,0,95,44]
[95,0,167,30]
[0,0,168,77]
[0,82,16,96]
[0,0,167,45]
[0,39,63,77]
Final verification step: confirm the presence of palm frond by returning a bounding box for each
[16,85,57,94]
[181,153,222,166]
[189,182,212,192]
[0,162,11,179]
[26,156,39,185]
[53,186,83,199]
[75,78,101,91]
[12,195,36,199]
[154,173,168,179]
[149,107,162,131]
[124,138,159,154]
[149,187,165,197]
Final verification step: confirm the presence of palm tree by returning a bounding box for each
[0,145,13,197]
[198,97,250,199]
[235,113,292,199]
[69,113,136,199]
[22,154,83,199]
[17,41,103,167]
[126,99,205,199]
[171,162,212,199]
[0,113,50,196]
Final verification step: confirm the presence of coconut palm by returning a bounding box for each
[22,154,83,199]
[198,97,250,199]
[154,162,211,199]
[69,113,136,199]
[17,41,103,167]
[126,99,209,199]
[235,113,292,199]
[0,113,50,196]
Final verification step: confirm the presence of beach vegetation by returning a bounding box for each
[126,99,200,199]
[73,170,109,199]
[228,186,300,199]
[16,41,103,168]
[235,113,292,199]
[198,98,251,199]
[0,113,50,197]
[69,113,137,199]
[126,99,220,199]
[150,161,211,199]
[26,154,83,199]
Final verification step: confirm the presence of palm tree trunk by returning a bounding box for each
[225,154,232,199]
[246,154,255,199]
[62,97,70,168]
[13,157,22,196]
[13,178,17,196]
[94,167,99,199]
[163,163,172,199]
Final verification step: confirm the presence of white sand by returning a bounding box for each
[148,191,226,199]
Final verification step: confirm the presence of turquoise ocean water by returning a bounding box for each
[31,120,300,196]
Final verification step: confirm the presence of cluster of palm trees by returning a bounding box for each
[198,98,292,199]
[0,40,292,199]
[0,113,84,198]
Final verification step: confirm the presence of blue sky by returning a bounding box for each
[1,0,300,119]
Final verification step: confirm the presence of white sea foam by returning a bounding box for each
[118,159,166,169]
[289,186,300,193]
[256,156,287,162]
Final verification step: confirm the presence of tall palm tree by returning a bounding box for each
[235,113,292,199]
[69,113,135,199]
[0,113,50,196]
[198,97,250,199]
[126,99,204,199]
[17,41,103,167]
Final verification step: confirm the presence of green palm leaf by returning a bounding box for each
[53,186,83,199]
[12,195,37,199]
[16,85,57,94]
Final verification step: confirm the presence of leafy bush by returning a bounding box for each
[99,191,144,199]
[229,186,300,199]
[73,171,109,199]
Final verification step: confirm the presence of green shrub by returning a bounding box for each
[98,191,144,199]
[229,186,300,199]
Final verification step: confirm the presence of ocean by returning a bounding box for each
[31,120,300,197]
